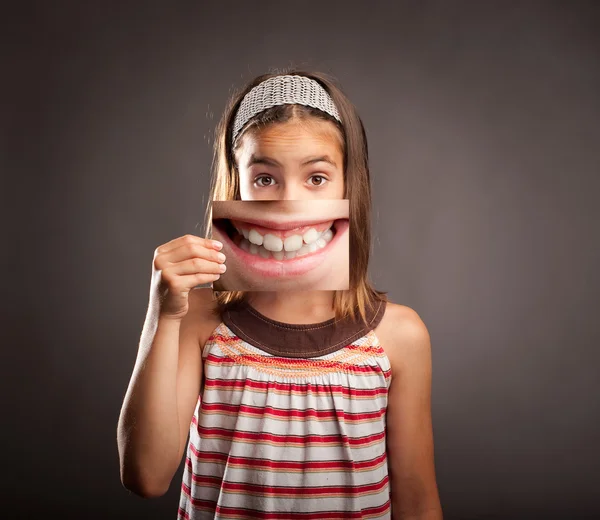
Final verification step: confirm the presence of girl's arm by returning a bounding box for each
[384,305,443,519]
[117,288,218,497]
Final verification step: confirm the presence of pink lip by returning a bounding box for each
[220,219,349,278]
[230,216,336,231]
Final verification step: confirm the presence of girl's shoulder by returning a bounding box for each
[375,300,432,375]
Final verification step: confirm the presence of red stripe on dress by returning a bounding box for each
[180,483,216,511]
[204,378,389,398]
[187,450,228,465]
[191,474,226,488]
[181,481,391,518]
[211,500,391,519]
[209,475,388,497]
[206,353,388,376]
[209,331,385,353]
[192,423,385,447]
[200,402,386,422]
[344,343,385,353]
[187,449,387,473]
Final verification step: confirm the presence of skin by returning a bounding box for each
[374,303,444,519]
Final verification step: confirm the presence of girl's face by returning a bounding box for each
[213,118,349,291]
[235,119,345,200]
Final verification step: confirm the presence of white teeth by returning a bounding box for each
[283,234,303,252]
[238,223,336,258]
[263,233,283,252]
[296,244,310,257]
[248,229,263,246]
[242,223,333,250]
[302,228,319,244]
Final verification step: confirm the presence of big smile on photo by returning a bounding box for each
[213,216,349,278]
[210,199,350,291]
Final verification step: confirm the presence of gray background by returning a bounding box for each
[3,1,599,519]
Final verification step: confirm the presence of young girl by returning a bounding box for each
[117,70,443,519]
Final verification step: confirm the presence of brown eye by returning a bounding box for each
[256,175,274,187]
[310,175,327,186]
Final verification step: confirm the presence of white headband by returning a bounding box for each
[231,75,342,144]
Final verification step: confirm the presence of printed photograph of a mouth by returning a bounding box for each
[213,217,349,278]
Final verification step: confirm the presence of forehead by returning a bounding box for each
[236,119,343,165]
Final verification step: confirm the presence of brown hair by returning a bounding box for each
[203,69,387,324]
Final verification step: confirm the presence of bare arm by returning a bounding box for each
[383,305,443,519]
[117,288,218,497]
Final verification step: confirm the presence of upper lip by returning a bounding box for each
[226,216,346,231]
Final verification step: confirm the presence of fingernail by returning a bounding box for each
[219,263,227,272]
[217,252,226,262]
[212,240,223,250]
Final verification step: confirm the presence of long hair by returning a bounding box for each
[203,69,387,324]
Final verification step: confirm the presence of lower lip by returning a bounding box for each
[222,219,349,278]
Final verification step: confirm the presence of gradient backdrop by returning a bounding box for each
[3,1,599,519]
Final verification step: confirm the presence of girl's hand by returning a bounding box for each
[151,234,226,320]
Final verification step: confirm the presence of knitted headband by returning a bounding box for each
[231,75,342,145]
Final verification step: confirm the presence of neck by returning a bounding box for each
[246,290,336,324]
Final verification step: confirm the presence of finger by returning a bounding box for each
[167,257,227,277]
[155,234,222,256]
[155,241,226,270]
[173,272,222,288]
[160,272,221,294]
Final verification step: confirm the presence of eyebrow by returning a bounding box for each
[247,154,338,168]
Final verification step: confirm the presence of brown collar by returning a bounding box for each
[222,298,386,358]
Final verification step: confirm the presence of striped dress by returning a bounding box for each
[178,298,390,519]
